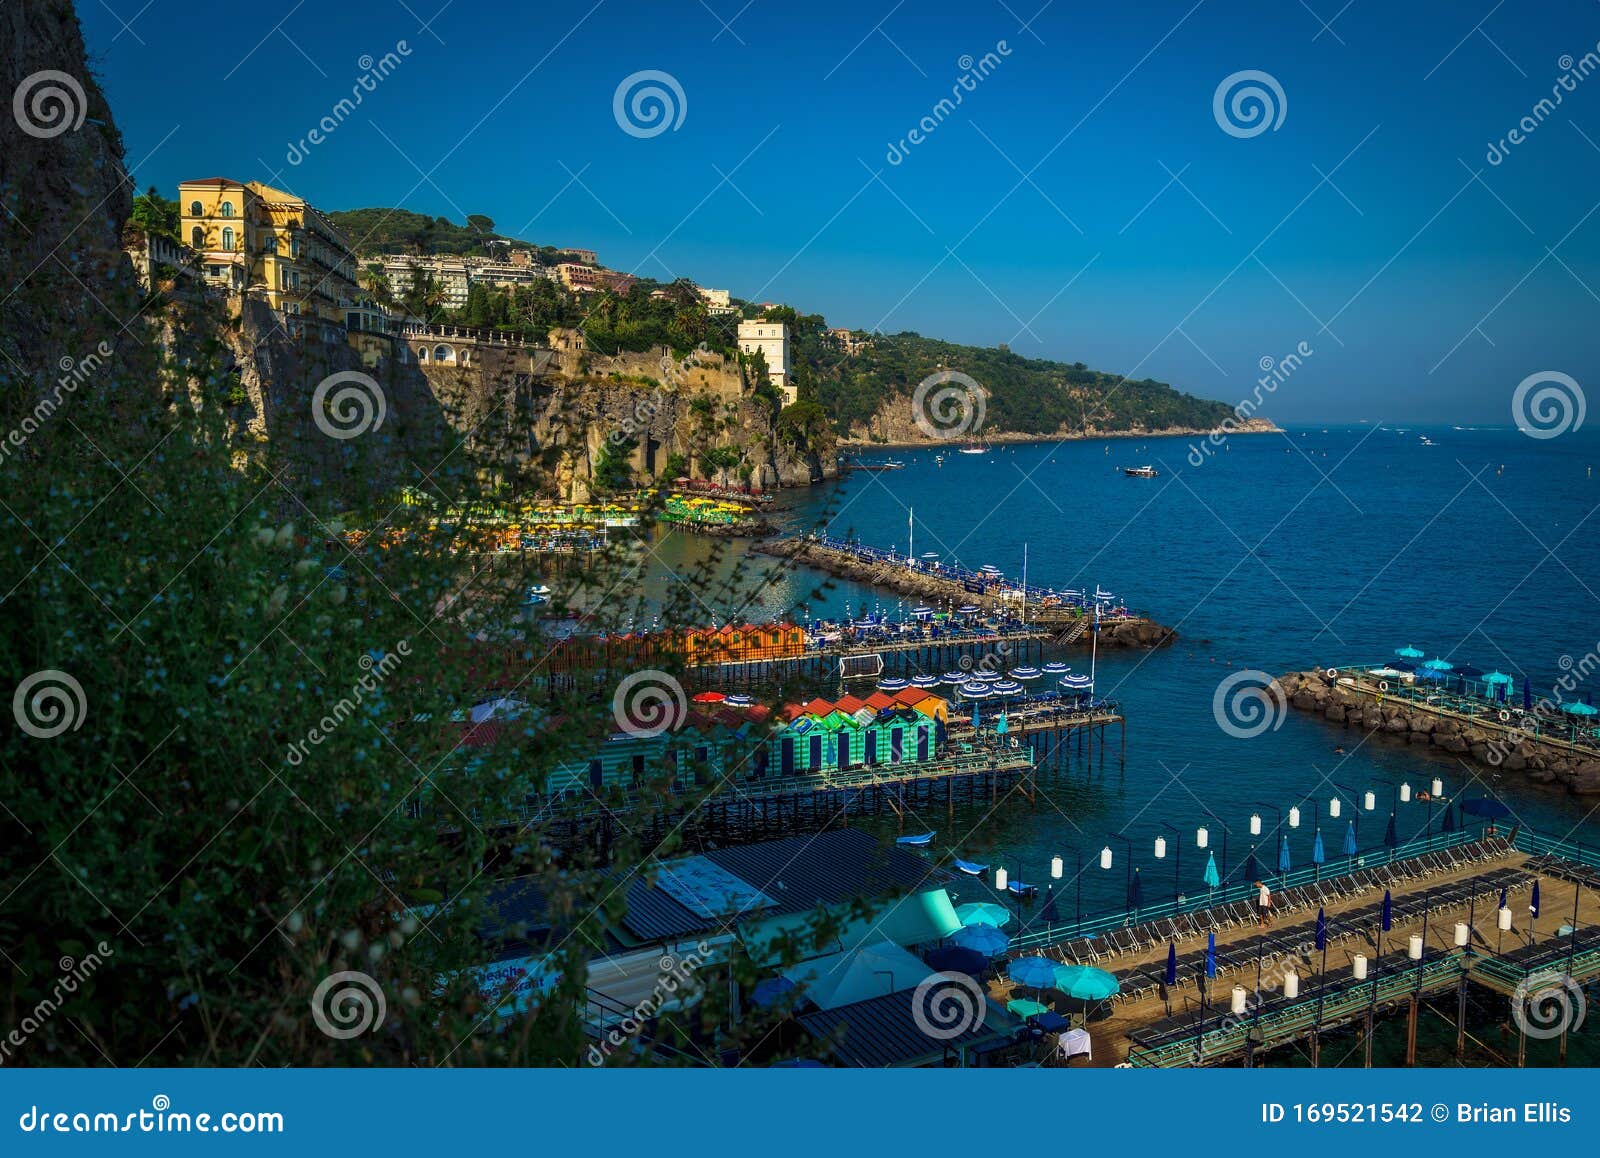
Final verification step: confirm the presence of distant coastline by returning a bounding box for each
[838,419,1280,451]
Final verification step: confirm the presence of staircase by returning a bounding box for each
[1056,618,1089,645]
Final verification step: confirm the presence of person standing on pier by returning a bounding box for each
[1256,881,1273,926]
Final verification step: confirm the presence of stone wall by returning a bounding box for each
[1281,670,1600,796]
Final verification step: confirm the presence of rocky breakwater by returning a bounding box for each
[756,538,1176,649]
[1280,670,1600,796]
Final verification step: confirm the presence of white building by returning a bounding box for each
[738,319,794,404]
[696,286,738,316]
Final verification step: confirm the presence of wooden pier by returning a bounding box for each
[994,830,1600,1067]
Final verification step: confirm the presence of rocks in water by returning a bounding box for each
[1278,668,1600,797]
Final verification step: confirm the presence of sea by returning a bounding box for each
[645,423,1600,927]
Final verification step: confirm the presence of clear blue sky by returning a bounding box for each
[82,0,1600,423]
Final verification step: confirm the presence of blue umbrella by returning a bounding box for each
[1342,821,1358,857]
[1164,943,1178,986]
[1202,852,1220,889]
[1205,933,1217,978]
[1383,812,1397,848]
[950,923,1008,956]
[1315,908,1328,951]
[1442,803,1456,833]
[1278,834,1291,873]
[1524,681,1533,710]
[1499,886,1508,909]
[1009,956,1061,989]
[1241,847,1261,884]
[1039,885,1061,924]
[1395,645,1424,659]
[1381,890,1393,932]
[955,902,1011,928]
[1461,797,1512,818]
[1530,880,1541,918]
[1312,829,1326,866]
[751,976,796,1008]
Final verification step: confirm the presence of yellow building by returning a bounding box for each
[178,178,389,358]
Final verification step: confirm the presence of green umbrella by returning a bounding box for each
[1053,964,1120,1000]
[955,902,1012,929]
[1202,852,1221,889]
[1006,997,1049,1018]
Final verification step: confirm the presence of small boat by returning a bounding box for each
[1006,880,1038,898]
[952,857,989,876]
[896,831,936,847]
[934,454,944,466]
[1123,465,1158,478]
[957,443,988,455]
[882,459,906,469]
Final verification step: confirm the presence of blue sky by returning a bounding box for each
[82,0,1600,423]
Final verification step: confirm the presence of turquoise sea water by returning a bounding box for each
[648,425,1600,917]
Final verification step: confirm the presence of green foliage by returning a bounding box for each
[592,435,636,492]
[325,207,521,256]
[804,330,1236,436]
[129,186,178,240]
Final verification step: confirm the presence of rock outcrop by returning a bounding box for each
[1280,670,1600,797]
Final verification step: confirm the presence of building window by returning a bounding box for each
[219,202,234,218]
[188,200,202,217]
[417,346,428,362]
[221,226,235,251]
[192,227,204,248]
[264,236,277,254]
[433,345,454,364]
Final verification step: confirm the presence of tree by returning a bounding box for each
[129,186,178,239]
[466,214,496,234]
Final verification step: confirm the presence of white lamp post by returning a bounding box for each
[1154,836,1167,859]
[1099,846,1112,871]
[995,867,1008,890]
[1288,806,1301,828]
[1353,954,1368,980]
[1498,907,1513,931]
[1432,777,1444,797]
[1284,971,1300,999]
[1329,796,1342,819]
[1196,826,1209,849]
[1363,790,1376,811]
[1408,934,1424,960]
[1454,923,1469,948]
[1050,856,1063,880]
[1250,813,1262,836]
[1400,782,1412,802]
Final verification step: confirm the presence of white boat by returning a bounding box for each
[957,445,987,455]
[1123,465,1158,478]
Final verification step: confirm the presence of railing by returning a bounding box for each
[1330,668,1600,754]
[1510,828,1600,868]
[1008,828,1491,952]
[1128,954,1469,1067]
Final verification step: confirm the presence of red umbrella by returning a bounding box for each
[691,691,726,703]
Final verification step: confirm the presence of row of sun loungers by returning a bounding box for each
[1033,839,1527,1004]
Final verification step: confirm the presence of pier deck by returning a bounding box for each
[996,830,1600,1067]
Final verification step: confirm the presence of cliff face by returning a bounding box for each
[415,342,836,500]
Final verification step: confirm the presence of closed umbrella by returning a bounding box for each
[1499,886,1508,909]
[1039,886,1061,924]
[950,924,1008,956]
[1383,812,1397,848]
[1381,890,1393,932]
[1315,908,1327,952]
[1442,803,1456,833]
[1202,852,1220,889]
[1205,932,1217,978]
[1312,829,1326,869]
[1165,943,1178,986]
[1342,821,1358,858]
[1278,834,1291,874]
[1530,880,1541,919]
[1241,847,1260,884]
